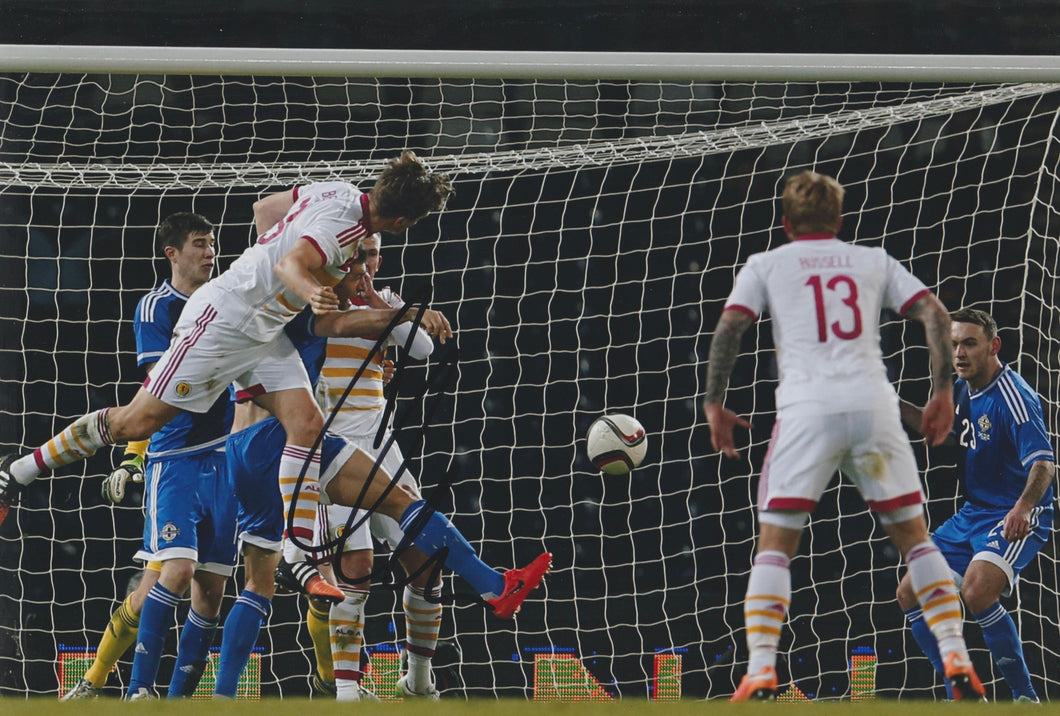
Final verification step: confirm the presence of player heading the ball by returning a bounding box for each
[0,151,451,551]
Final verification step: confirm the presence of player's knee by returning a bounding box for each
[242,546,280,600]
[338,551,373,586]
[192,575,228,616]
[303,408,324,435]
[110,391,179,441]
[960,580,997,615]
[961,585,984,614]
[160,559,196,592]
[286,413,324,446]
[106,408,153,442]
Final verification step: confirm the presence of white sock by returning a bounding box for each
[744,550,790,675]
[906,540,967,661]
[14,408,113,483]
[278,443,320,547]
[282,538,307,565]
[332,588,368,701]
[403,584,441,691]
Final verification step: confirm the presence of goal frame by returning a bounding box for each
[1,44,1060,81]
[3,46,1060,702]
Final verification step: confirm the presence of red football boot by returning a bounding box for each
[486,552,552,619]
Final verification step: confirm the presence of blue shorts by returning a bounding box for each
[932,501,1053,591]
[138,449,239,576]
[226,417,354,552]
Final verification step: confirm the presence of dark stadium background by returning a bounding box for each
[1,0,1059,55]
[1,0,1059,702]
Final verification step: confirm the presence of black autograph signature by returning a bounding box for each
[285,285,487,608]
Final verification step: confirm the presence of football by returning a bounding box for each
[586,413,647,474]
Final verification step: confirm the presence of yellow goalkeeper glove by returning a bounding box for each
[101,453,145,504]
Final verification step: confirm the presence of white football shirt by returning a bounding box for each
[210,181,371,341]
[724,235,930,416]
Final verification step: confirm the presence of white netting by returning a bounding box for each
[1,67,1059,701]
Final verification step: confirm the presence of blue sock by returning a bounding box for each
[904,606,953,699]
[167,609,219,697]
[400,500,504,597]
[127,583,181,696]
[975,602,1037,700]
[214,590,270,698]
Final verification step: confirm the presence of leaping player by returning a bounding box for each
[211,255,550,697]
[0,152,448,552]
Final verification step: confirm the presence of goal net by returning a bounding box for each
[1,50,1059,701]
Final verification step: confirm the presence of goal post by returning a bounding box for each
[1,46,1059,701]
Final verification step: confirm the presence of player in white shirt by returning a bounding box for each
[703,170,985,701]
[0,152,454,571]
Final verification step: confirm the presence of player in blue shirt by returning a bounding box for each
[124,214,240,701]
[63,213,238,700]
[898,308,1055,702]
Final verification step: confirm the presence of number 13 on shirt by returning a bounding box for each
[806,274,862,341]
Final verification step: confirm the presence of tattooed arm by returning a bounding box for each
[703,309,754,459]
[903,293,954,446]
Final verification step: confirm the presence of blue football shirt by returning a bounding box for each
[952,364,1054,508]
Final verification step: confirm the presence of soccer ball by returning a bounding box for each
[586,414,647,474]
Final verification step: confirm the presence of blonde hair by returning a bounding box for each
[782,170,844,236]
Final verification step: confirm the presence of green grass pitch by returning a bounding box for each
[1,698,1056,716]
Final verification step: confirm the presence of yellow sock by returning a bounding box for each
[125,440,149,460]
[83,596,139,687]
[307,599,334,683]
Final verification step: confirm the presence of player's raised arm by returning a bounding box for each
[314,264,452,349]
[274,238,340,315]
[903,292,954,446]
[399,306,452,347]
[314,307,410,338]
[703,308,754,459]
[253,189,296,235]
[317,304,451,349]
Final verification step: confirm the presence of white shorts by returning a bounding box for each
[758,408,924,516]
[312,432,420,562]
[145,286,312,413]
